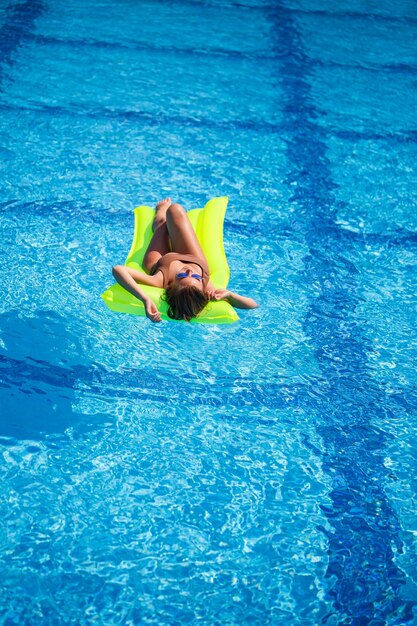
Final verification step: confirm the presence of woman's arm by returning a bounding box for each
[212,289,258,309]
[113,265,163,288]
[112,265,163,322]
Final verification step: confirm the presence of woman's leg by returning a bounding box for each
[166,203,206,260]
[143,198,171,273]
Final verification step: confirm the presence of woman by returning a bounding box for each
[112,199,258,322]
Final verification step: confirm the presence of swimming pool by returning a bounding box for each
[1,0,416,623]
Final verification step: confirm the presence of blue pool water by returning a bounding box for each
[1,0,417,623]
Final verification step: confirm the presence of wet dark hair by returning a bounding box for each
[164,283,209,322]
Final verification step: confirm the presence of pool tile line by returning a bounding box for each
[21,33,417,77]
[269,1,415,623]
[2,199,417,253]
[0,100,415,146]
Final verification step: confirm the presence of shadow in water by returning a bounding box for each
[0,309,108,441]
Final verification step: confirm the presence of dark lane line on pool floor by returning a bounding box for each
[22,33,417,77]
[268,2,415,624]
[1,100,415,148]
[3,198,417,251]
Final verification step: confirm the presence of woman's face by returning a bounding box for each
[174,266,204,291]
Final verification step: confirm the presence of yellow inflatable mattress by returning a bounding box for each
[101,197,239,324]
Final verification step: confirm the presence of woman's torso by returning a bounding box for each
[151,253,210,289]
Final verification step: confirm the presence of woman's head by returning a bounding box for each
[164,283,209,321]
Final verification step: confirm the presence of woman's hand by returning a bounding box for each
[212,289,231,301]
[206,282,217,300]
[212,289,258,309]
[145,299,162,323]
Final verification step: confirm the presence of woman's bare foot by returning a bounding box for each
[153,197,171,232]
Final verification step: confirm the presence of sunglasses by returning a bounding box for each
[176,272,203,281]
